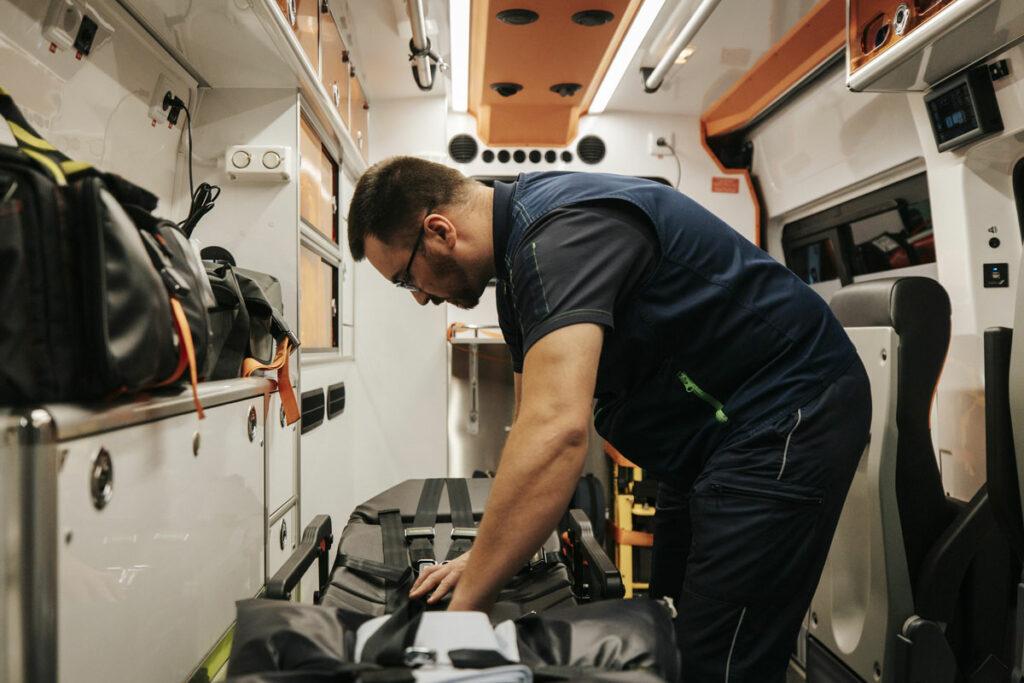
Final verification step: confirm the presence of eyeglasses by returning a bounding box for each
[394,210,431,291]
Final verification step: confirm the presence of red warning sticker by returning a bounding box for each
[711,176,740,194]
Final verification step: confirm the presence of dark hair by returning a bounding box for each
[347,156,472,261]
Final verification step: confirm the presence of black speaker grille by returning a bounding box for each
[448,134,478,163]
[576,135,605,164]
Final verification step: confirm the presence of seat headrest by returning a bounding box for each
[829,277,951,334]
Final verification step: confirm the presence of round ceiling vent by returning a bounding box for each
[482,150,495,163]
[572,10,614,26]
[490,82,523,97]
[550,82,582,98]
[545,150,557,163]
[496,9,539,25]
[529,150,542,163]
[497,150,511,163]
[448,134,478,163]
[513,150,526,163]
[576,136,605,164]
[561,150,573,163]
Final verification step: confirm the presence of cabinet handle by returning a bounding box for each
[279,518,289,550]
[247,406,258,443]
[90,448,114,511]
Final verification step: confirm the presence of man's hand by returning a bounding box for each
[409,552,471,604]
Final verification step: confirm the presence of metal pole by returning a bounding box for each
[405,0,434,90]
[642,0,723,93]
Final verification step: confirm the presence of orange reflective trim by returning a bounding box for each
[169,297,204,418]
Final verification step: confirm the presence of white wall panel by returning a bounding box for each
[0,0,195,213]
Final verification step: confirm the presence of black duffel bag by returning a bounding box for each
[203,247,300,425]
[0,86,211,412]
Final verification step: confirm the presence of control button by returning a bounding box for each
[983,263,1008,288]
[262,150,282,169]
[231,150,251,169]
[989,237,1001,249]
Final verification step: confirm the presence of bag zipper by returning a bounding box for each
[710,482,822,506]
[677,372,729,424]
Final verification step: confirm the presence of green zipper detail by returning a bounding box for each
[677,372,729,424]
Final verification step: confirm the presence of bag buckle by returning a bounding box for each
[414,558,437,573]
[404,526,435,540]
[450,527,478,540]
[403,647,437,668]
[160,267,191,296]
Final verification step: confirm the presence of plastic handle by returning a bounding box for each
[266,514,333,600]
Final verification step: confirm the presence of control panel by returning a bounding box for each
[923,64,1004,151]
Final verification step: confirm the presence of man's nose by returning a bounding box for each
[412,291,430,306]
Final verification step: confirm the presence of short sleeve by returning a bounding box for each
[506,201,657,360]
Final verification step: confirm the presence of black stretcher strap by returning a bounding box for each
[379,509,408,611]
[445,478,477,561]
[337,553,412,584]
[360,599,426,667]
[406,478,444,570]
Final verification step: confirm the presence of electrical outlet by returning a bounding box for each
[648,132,675,157]
[148,74,186,127]
[225,145,293,183]
[43,0,82,51]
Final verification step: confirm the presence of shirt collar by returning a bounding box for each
[491,179,516,280]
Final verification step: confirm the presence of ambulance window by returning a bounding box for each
[782,172,934,288]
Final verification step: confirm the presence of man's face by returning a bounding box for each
[364,212,484,309]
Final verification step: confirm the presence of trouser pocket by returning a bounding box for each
[686,472,825,606]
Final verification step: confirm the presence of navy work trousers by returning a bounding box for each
[651,359,871,682]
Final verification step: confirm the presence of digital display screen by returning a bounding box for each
[928,82,978,144]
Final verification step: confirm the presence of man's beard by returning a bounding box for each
[433,250,481,309]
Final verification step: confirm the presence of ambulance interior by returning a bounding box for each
[3,0,1024,681]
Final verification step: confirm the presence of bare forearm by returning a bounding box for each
[448,415,587,611]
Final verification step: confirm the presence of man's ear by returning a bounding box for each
[425,213,457,248]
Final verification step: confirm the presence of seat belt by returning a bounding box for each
[379,509,408,611]
[404,478,444,572]
[445,478,477,561]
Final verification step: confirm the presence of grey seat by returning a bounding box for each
[807,277,1017,683]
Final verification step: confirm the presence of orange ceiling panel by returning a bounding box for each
[701,0,845,139]
[469,0,641,147]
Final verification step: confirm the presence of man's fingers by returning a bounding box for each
[410,564,439,591]
[410,566,447,597]
[427,571,461,604]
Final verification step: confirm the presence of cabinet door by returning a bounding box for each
[319,9,351,126]
[299,117,323,233]
[318,146,337,242]
[299,247,337,351]
[295,0,320,71]
[349,73,369,161]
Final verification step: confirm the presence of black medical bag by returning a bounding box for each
[0,87,212,410]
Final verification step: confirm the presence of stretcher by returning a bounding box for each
[226,478,681,681]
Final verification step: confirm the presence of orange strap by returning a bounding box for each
[242,338,300,426]
[603,442,638,468]
[613,525,654,548]
[168,297,204,419]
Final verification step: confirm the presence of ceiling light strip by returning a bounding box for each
[589,0,666,114]
[449,0,470,112]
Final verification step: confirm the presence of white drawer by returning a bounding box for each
[268,503,298,589]
[266,390,298,515]
[58,396,265,683]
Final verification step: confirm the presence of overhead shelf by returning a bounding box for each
[116,0,367,173]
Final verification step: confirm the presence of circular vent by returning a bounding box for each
[561,150,573,163]
[576,136,605,164]
[529,150,542,163]
[572,10,614,26]
[490,82,523,97]
[545,150,557,163]
[550,82,582,98]
[513,150,526,163]
[496,8,539,25]
[497,150,511,163]
[482,150,495,163]
[448,135,478,163]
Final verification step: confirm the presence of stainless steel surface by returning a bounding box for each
[269,497,298,525]
[643,0,723,92]
[89,448,114,511]
[2,409,60,683]
[42,378,273,441]
[448,341,515,476]
[405,0,433,89]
